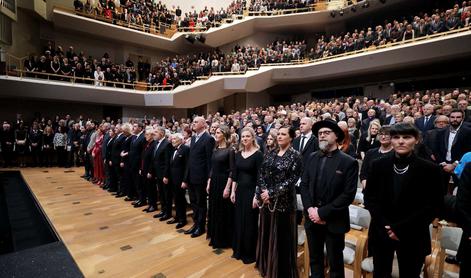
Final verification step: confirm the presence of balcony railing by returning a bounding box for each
[1,0,15,13]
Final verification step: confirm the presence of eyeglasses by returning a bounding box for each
[318,130,333,136]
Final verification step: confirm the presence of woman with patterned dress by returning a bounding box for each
[256,126,302,278]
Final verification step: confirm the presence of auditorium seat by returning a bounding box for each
[436,226,462,278]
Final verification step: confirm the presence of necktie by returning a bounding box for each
[154,140,161,157]
[299,135,306,152]
[172,149,178,160]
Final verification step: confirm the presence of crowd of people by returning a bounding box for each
[2,87,471,277]
[248,0,315,13]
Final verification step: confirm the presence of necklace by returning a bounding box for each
[393,164,409,175]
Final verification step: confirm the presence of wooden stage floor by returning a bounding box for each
[20,167,261,278]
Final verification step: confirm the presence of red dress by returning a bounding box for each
[92,134,105,181]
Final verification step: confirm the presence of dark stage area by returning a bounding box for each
[0,171,83,277]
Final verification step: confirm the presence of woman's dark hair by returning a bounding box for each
[379,125,392,135]
[389,123,419,138]
[280,125,296,139]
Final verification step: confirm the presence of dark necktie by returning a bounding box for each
[299,135,306,152]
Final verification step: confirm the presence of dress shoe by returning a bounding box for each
[167,219,178,225]
[184,225,197,235]
[142,207,150,212]
[159,215,171,221]
[115,193,126,198]
[445,255,460,265]
[191,228,205,238]
[146,206,157,213]
[133,201,147,208]
[176,222,187,229]
[124,197,135,202]
[131,200,139,206]
[153,211,166,218]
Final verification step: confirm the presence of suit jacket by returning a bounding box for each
[364,153,442,257]
[432,125,471,163]
[120,135,132,165]
[457,162,471,237]
[184,132,215,185]
[292,134,319,167]
[105,136,115,162]
[129,132,146,169]
[170,144,190,186]
[415,115,436,135]
[101,133,111,159]
[300,150,359,234]
[111,133,126,166]
[140,140,156,176]
[151,138,173,179]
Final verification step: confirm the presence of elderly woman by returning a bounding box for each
[255,126,302,278]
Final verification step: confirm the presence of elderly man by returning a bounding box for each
[183,116,215,238]
[300,119,358,278]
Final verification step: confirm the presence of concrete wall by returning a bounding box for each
[4,9,42,58]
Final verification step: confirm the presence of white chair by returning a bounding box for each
[436,226,462,278]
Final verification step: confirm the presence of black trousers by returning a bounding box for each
[136,171,146,203]
[56,146,67,167]
[372,236,425,278]
[146,177,157,207]
[189,183,207,230]
[459,234,471,278]
[305,223,345,278]
[30,146,41,166]
[122,165,133,198]
[83,151,92,177]
[108,163,120,192]
[172,181,187,222]
[158,178,173,215]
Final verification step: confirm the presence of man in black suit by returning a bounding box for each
[0,122,15,167]
[129,123,147,207]
[104,127,116,190]
[118,124,133,199]
[415,104,436,136]
[300,120,358,278]
[109,124,126,194]
[168,133,190,229]
[183,116,215,238]
[364,123,442,277]
[140,128,156,209]
[360,109,378,135]
[101,123,112,190]
[150,126,173,218]
[430,110,471,192]
[457,162,471,277]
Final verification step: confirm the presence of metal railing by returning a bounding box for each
[0,0,15,13]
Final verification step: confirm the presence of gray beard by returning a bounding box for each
[319,141,329,152]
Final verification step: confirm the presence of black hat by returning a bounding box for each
[312,119,345,143]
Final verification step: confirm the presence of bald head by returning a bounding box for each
[192,116,206,133]
[299,117,313,134]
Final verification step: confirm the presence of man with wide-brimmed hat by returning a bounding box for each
[300,119,359,278]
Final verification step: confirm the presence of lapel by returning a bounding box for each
[443,128,451,153]
[309,153,321,197]
[320,152,343,197]
[302,136,315,154]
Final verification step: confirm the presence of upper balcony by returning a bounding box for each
[50,0,409,53]
[2,26,471,108]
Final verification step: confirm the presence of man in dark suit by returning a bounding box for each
[140,128,156,210]
[118,124,133,199]
[0,122,15,167]
[415,104,436,136]
[183,116,215,238]
[129,123,147,207]
[360,108,378,135]
[430,110,471,192]
[364,123,442,277]
[101,123,112,190]
[457,162,471,277]
[104,127,116,190]
[168,133,190,229]
[109,125,126,194]
[150,126,173,218]
[300,120,358,278]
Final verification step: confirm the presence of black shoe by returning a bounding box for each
[184,225,197,235]
[131,200,139,206]
[159,215,171,221]
[153,211,166,219]
[133,201,147,208]
[176,222,187,229]
[124,197,135,202]
[142,207,150,212]
[167,219,178,224]
[191,228,205,238]
[115,193,126,198]
[102,186,109,190]
[146,206,157,213]
[445,255,460,265]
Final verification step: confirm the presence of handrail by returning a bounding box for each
[4,26,470,92]
[12,69,174,91]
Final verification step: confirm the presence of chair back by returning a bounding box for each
[349,205,371,229]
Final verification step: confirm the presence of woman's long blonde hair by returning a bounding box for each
[238,127,260,151]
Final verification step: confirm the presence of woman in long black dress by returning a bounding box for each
[256,126,302,278]
[15,122,29,167]
[232,127,263,264]
[207,125,235,249]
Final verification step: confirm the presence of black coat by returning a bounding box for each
[170,144,190,186]
[300,150,359,234]
[120,135,132,165]
[292,134,319,168]
[431,125,471,163]
[457,162,471,237]
[129,132,146,169]
[415,115,436,135]
[111,134,126,166]
[140,141,156,176]
[364,153,443,257]
[151,138,173,179]
[184,132,215,185]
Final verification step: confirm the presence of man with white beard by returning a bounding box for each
[300,119,359,278]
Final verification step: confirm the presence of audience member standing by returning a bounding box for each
[207,125,235,249]
[1,123,15,167]
[364,123,442,277]
[130,123,146,207]
[29,122,43,167]
[91,127,105,185]
[54,126,68,167]
[300,120,358,278]
[15,122,29,167]
[256,126,302,278]
[457,162,471,278]
[183,116,215,238]
[232,127,263,264]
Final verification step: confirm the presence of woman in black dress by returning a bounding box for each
[15,122,29,167]
[232,127,263,264]
[207,125,235,249]
[357,119,381,159]
[256,126,302,278]
[42,126,55,167]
